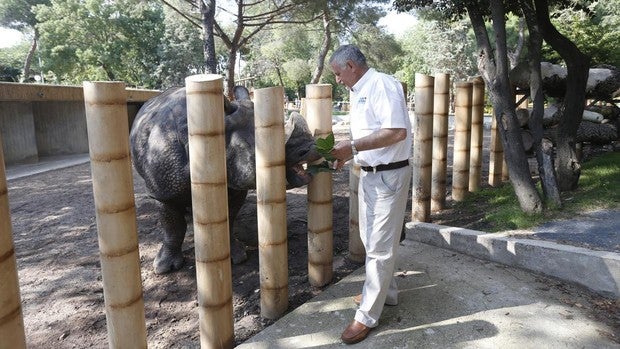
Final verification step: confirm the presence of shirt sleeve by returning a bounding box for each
[371,76,409,129]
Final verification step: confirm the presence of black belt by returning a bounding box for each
[361,160,409,173]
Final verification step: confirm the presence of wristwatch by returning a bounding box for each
[351,140,358,155]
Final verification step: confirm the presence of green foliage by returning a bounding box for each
[544,1,620,67]
[396,18,477,89]
[34,0,166,88]
[352,23,403,74]
[307,132,336,174]
[0,42,29,81]
[455,152,620,232]
[0,0,50,30]
[154,6,206,88]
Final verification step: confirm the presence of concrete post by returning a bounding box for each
[83,81,147,348]
[412,74,434,222]
[305,84,334,287]
[452,82,473,201]
[185,74,234,348]
[254,86,289,319]
[431,73,450,212]
[0,137,27,349]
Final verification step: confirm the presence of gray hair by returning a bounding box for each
[329,45,367,69]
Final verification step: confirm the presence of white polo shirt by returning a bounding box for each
[349,68,412,167]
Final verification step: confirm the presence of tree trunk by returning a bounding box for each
[226,48,237,99]
[534,0,590,191]
[310,7,331,84]
[22,30,38,82]
[483,2,542,213]
[200,0,217,74]
[520,0,561,208]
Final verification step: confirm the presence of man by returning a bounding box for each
[329,44,412,344]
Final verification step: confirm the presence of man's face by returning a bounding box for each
[330,61,356,89]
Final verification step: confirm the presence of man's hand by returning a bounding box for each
[330,140,354,171]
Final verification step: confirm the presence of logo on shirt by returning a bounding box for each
[357,97,366,104]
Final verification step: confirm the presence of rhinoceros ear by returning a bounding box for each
[224,95,237,115]
[284,111,311,143]
[233,86,251,101]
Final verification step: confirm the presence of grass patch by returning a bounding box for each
[454,151,620,232]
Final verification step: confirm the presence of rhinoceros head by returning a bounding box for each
[224,87,320,190]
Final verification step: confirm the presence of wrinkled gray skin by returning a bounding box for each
[130,86,320,274]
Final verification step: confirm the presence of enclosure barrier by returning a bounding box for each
[411,73,434,222]
[0,139,26,349]
[452,82,473,201]
[430,73,451,212]
[185,74,234,349]
[305,84,334,287]
[0,82,159,165]
[83,81,147,348]
[254,86,289,319]
[469,77,485,192]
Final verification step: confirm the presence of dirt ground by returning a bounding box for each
[6,128,617,348]
[6,128,359,348]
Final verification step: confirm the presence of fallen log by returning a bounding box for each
[543,121,617,144]
[510,62,620,101]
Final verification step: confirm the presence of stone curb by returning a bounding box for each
[405,222,620,299]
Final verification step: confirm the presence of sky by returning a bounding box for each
[379,8,417,36]
[0,28,23,48]
[0,7,415,49]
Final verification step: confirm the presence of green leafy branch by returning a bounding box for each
[307,132,335,174]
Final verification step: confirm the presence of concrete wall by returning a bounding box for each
[33,101,89,157]
[0,83,160,166]
[0,102,38,163]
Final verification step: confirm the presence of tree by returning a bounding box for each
[533,0,590,191]
[396,19,477,90]
[544,0,620,67]
[155,4,208,88]
[394,0,544,213]
[0,0,50,81]
[34,0,166,88]
[200,0,217,73]
[245,26,315,98]
[300,0,390,84]
[0,42,29,81]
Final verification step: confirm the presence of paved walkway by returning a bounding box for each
[238,237,619,348]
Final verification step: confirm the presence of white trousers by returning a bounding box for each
[355,165,411,328]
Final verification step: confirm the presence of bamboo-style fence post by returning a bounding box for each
[412,74,434,222]
[300,97,307,118]
[452,82,473,201]
[488,111,504,187]
[254,86,289,319]
[83,81,147,349]
[0,138,27,349]
[185,74,234,348]
[502,158,510,181]
[305,84,333,287]
[431,73,450,212]
[348,163,364,262]
[469,77,485,192]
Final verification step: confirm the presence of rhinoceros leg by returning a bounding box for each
[228,188,249,264]
[153,201,187,274]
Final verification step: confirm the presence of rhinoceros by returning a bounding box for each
[130,86,319,274]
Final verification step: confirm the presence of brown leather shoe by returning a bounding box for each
[353,294,398,306]
[341,320,371,344]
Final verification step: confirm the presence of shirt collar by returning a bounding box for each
[351,68,375,92]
